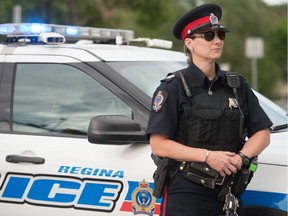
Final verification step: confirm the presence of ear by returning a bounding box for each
[184,38,194,51]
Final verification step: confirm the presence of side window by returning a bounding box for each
[12,63,132,135]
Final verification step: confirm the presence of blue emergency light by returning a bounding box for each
[0,23,133,42]
[0,23,171,48]
[65,26,80,36]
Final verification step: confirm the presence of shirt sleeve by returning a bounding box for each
[242,81,273,137]
[146,78,181,140]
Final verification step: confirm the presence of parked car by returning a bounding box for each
[0,23,287,216]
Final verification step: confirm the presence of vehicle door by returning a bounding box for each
[0,54,157,216]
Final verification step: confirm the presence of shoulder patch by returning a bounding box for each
[152,90,168,112]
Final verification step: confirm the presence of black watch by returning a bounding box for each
[238,152,250,166]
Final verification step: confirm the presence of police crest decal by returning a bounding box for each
[131,180,156,216]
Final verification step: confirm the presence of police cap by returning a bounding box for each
[173,3,230,40]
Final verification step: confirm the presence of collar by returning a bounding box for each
[187,62,225,87]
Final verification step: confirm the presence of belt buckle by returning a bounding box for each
[215,175,225,185]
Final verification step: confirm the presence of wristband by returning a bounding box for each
[205,150,210,163]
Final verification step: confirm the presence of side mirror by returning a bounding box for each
[88,115,147,144]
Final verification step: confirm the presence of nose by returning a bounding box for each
[214,33,224,44]
[214,33,222,41]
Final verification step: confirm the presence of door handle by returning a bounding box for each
[6,155,45,164]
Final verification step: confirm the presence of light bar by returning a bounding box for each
[0,23,135,43]
[0,23,172,48]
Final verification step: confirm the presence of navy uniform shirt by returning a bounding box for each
[146,63,272,141]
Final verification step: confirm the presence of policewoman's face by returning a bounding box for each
[185,30,224,63]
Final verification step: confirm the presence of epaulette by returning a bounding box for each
[161,72,176,83]
[239,74,246,81]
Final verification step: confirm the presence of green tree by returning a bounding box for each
[0,0,286,100]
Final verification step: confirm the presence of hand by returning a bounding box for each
[206,151,239,176]
[232,153,243,169]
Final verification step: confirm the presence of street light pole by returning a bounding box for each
[12,5,22,23]
[251,58,258,91]
[245,37,264,91]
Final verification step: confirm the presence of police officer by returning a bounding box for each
[146,3,272,216]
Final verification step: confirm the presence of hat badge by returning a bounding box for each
[209,13,219,25]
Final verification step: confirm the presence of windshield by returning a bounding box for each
[108,61,186,97]
[253,91,287,129]
[108,61,287,128]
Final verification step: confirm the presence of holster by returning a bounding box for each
[232,166,253,196]
[151,155,178,198]
[218,165,255,202]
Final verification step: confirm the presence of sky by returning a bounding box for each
[263,0,287,5]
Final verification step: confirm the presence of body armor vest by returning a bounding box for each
[176,69,244,153]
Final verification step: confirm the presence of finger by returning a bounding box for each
[219,171,226,177]
[227,163,238,173]
[224,167,232,175]
[230,166,238,174]
[235,163,242,170]
[229,157,242,170]
[224,151,236,156]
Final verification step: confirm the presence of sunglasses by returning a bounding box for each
[191,31,226,42]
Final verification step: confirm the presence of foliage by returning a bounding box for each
[0,0,286,99]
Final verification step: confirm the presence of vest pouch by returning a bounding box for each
[224,109,241,143]
[182,110,222,144]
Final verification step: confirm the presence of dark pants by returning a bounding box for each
[160,172,244,216]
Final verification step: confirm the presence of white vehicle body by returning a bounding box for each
[0,23,287,216]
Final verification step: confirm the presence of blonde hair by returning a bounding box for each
[184,44,193,65]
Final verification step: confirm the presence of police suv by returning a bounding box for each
[0,23,287,216]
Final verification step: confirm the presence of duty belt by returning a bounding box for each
[179,161,226,189]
